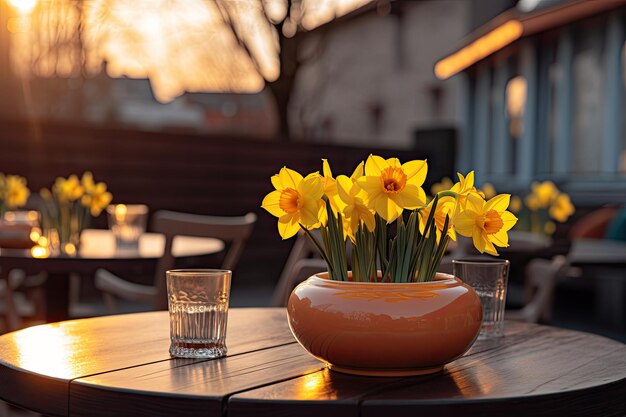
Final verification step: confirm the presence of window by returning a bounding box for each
[571,29,604,174]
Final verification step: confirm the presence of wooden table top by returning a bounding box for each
[568,238,626,266]
[0,229,225,261]
[0,309,624,417]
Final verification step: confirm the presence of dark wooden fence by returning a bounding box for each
[0,120,456,287]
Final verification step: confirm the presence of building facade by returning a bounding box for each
[438,0,626,204]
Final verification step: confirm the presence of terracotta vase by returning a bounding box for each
[287,272,482,377]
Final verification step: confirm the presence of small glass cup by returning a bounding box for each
[452,259,510,339]
[166,269,232,358]
[106,204,148,249]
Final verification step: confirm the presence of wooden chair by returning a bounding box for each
[270,229,358,307]
[271,230,329,307]
[95,210,257,312]
[506,256,568,323]
[0,270,46,332]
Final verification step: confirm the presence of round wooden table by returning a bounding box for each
[0,309,623,417]
[0,229,224,327]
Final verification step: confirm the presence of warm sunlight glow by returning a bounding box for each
[7,0,37,14]
[295,372,337,400]
[63,242,77,256]
[29,227,41,242]
[506,76,527,118]
[435,20,524,79]
[30,245,49,258]
[13,324,77,378]
[7,0,370,101]
[114,204,127,222]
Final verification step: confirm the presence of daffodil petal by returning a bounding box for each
[386,157,401,167]
[491,229,509,247]
[485,194,511,212]
[402,160,428,184]
[336,175,354,204]
[362,208,376,232]
[270,174,281,190]
[300,200,320,226]
[397,185,426,209]
[500,210,518,231]
[375,195,403,222]
[365,155,388,176]
[278,167,303,190]
[261,190,284,217]
[278,214,300,240]
[465,193,485,213]
[472,228,486,253]
[356,176,382,206]
[321,159,331,178]
[350,161,364,180]
[317,200,328,226]
[484,237,499,256]
[299,173,323,198]
[454,211,477,237]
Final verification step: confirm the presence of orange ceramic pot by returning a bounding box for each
[287,272,482,377]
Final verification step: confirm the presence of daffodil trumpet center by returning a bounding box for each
[380,167,407,194]
[279,188,302,214]
[479,209,504,235]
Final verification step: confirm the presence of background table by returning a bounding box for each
[0,229,224,326]
[0,309,624,417]
[568,238,626,330]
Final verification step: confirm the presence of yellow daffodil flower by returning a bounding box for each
[524,194,540,211]
[419,195,458,241]
[81,171,96,193]
[321,159,346,215]
[450,171,484,207]
[80,172,113,216]
[549,193,574,222]
[82,182,113,216]
[349,161,365,182]
[530,181,558,209]
[262,167,323,239]
[481,183,496,199]
[356,155,427,222]
[430,177,453,196]
[336,175,375,241]
[455,193,518,256]
[53,175,84,203]
[3,175,30,209]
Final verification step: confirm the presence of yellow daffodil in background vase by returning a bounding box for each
[0,174,31,215]
[261,155,518,376]
[39,172,112,254]
[518,181,575,236]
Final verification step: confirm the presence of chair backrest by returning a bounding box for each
[508,256,568,323]
[270,231,319,306]
[151,210,257,310]
[270,229,355,306]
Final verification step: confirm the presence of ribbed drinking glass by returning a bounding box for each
[452,259,509,339]
[166,269,231,358]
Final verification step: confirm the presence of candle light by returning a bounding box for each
[106,204,149,249]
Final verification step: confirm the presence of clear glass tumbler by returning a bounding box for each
[452,259,510,339]
[106,204,149,249]
[166,269,232,358]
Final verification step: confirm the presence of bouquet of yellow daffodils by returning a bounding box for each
[39,172,112,248]
[521,181,574,235]
[262,155,518,282]
[0,173,30,215]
